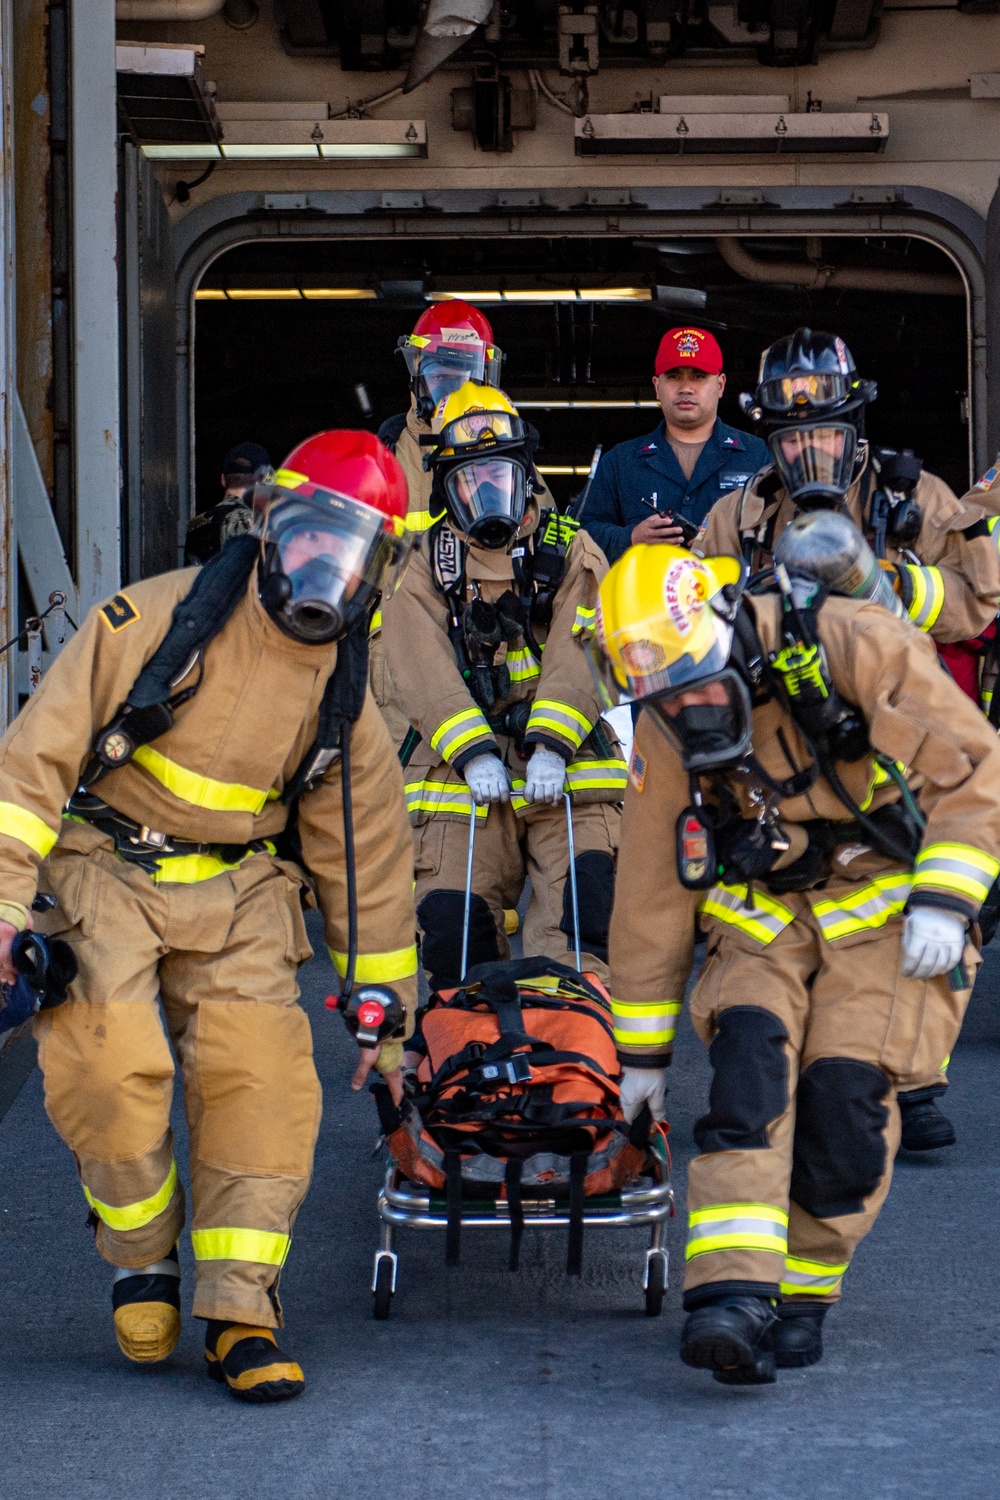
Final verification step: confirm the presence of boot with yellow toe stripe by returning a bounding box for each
[112,1248,181,1364]
[205,1321,305,1403]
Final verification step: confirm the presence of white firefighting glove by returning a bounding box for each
[523,746,567,805]
[901,907,966,980]
[619,1066,667,1124]
[463,754,511,806]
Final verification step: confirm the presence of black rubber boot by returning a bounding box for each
[205,1320,305,1404]
[680,1295,778,1385]
[773,1302,828,1368]
[898,1090,957,1152]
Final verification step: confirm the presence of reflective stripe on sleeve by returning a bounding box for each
[429,707,494,762]
[572,605,596,639]
[686,1203,789,1261]
[369,608,383,634]
[506,647,541,684]
[810,874,912,941]
[610,998,683,1049]
[83,1159,178,1232]
[912,843,1000,906]
[525,698,593,749]
[901,564,945,632]
[564,758,628,795]
[330,944,419,983]
[405,509,434,534]
[405,778,488,819]
[0,801,59,858]
[191,1227,290,1266]
[132,745,270,814]
[698,884,795,945]
[779,1255,848,1298]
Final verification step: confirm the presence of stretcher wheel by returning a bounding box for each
[644,1253,665,1318]
[373,1253,396,1320]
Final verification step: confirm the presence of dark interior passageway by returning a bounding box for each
[193,232,969,510]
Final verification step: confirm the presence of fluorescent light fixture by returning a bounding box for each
[537,465,592,476]
[429,288,652,304]
[514,399,659,410]
[301,288,378,299]
[221,144,321,159]
[225,288,303,300]
[116,43,203,76]
[142,143,222,160]
[195,287,377,301]
[319,143,424,157]
[575,111,889,156]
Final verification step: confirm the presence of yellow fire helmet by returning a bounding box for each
[429,381,527,454]
[591,543,745,709]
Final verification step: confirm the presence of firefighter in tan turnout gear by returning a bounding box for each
[372,300,506,746]
[595,542,1000,1385]
[382,382,626,987]
[700,328,1000,1154]
[0,430,419,1403]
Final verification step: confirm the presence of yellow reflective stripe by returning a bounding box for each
[405,778,488,818]
[902,564,945,632]
[405,508,433,533]
[564,758,628,794]
[611,998,682,1047]
[686,1203,788,1261]
[572,605,596,638]
[150,843,275,885]
[860,757,900,812]
[913,842,1000,905]
[0,801,58,857]
[191,1227,290,1266]
[525,698,592,749]
[369,608,383,634]
[506,648,541,683]
[429,707,493,761]
[698,883,794,945]
[83,1159,178,1232]
[132,745,269,814]
[510,776,529,813]
[331,944,419,982]
[779,1255,848,1298]
[811,874,911,940]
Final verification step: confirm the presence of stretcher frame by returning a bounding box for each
[370,1133,674,1319]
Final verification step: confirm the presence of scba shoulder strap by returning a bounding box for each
[88,534,368,799]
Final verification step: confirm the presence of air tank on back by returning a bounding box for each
[773,510,906,619]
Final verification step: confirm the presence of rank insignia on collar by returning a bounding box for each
[100,594,141,632]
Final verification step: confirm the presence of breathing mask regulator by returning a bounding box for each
[740,328,876,513]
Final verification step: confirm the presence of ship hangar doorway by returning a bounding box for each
[191,230,971,516]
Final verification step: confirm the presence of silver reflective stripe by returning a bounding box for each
[779,1258,846,1297]
[698,884,794,945]
[112,1259,180,1282]
[811,876,911,941]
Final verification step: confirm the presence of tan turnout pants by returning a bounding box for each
[683,894,977,1310]
[414,798,619,984]
[34,822,320,1327]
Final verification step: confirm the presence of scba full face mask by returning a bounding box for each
[647,670,754,775]
[431,386,534,550]
[259,489,409,645]
[768,422,859,512]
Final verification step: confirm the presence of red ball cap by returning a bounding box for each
[278,429,408,527]
[654,326,724,377]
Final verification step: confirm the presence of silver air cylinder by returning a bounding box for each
[773,510,906,619]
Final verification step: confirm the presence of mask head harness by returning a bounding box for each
[740,327,877,512]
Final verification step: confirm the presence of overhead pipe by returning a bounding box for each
[715,236,964,297]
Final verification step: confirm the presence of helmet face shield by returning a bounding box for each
[442,457,527,549]
[768,423,858,511]
[400,334,502,416]
[260,488,411,643]
[646,668,754,774]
